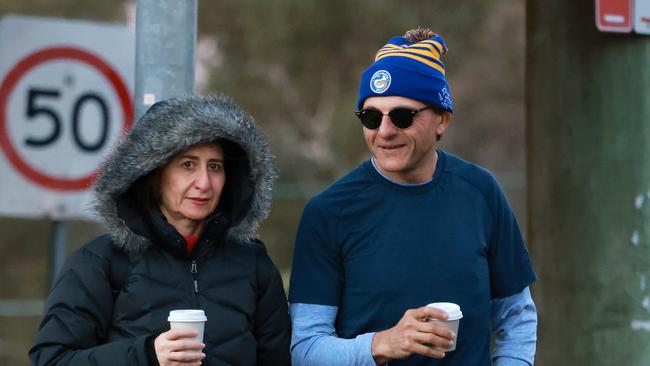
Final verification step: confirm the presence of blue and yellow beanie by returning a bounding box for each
[357,28,453,113]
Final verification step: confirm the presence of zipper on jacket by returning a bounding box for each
[191,260,199,307]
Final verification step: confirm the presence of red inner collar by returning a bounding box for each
[184,236,198,253]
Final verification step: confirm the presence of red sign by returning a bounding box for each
[0,47,133,191]
[596,0,633,33]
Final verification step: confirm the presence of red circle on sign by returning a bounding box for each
[0,46,133,191]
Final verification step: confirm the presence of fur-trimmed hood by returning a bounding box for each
[93,94,276,255]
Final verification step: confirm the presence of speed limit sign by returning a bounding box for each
[0,15,134,220]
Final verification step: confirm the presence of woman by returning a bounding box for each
[29,95,291,365]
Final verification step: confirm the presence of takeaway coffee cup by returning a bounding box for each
[168,309,207,343]
[426,302,462,351]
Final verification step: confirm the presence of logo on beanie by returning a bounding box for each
[439,86,452,110]
[370,70,391,94]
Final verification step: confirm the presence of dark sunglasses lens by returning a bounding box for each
[388,109,414,129]
[357,109,383,129]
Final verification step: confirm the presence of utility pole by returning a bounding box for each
[527,1,650,365]
[135,0,197,121]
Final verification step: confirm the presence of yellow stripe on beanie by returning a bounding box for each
[375,52,446,75]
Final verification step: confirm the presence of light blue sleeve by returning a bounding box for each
[290,303,378,366]
[491,286,538,366]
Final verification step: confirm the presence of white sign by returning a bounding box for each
[635,0,650,35]
[0,15,134,220]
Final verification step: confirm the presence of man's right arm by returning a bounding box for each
[290,303,455,366]
[290,303,377,366]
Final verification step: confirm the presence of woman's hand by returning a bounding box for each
[154,329,206,366]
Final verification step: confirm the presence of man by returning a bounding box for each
[288,27,537,366]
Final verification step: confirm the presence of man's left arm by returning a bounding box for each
[491,286,537,366]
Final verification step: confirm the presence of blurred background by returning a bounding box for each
[1,0,528,364]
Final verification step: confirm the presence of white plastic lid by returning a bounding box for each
[426,302,463,321]
[168,309,207,322]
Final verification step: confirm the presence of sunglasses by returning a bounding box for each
[355,106,433,130]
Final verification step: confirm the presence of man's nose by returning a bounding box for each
[377,115,398,137]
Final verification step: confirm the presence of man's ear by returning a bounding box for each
[436,111,452,136]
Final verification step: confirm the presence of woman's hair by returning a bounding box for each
[213,139,251,224]
[126,169,161,216]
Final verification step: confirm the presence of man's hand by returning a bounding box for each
[154,329,206,366]
[371,306,455,364]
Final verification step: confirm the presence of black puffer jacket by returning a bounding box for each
[29,95,291,366]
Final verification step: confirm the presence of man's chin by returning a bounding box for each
[374,159,405,174]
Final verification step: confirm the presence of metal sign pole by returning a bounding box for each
[51,220,68,284]
[134,0,197,122]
